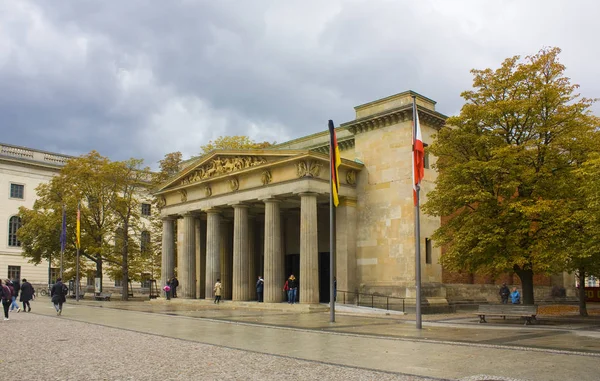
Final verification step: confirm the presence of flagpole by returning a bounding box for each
[60,205,65,280]
[76,201,80,302]
[329,120,336,323]
[412,95,422,330]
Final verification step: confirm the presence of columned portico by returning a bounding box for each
[299,193,319,303]
[158,149,362,303]
[205,210,221,299]
[161,217,176,293]
[263,199,283,303]
[232,204,250,301]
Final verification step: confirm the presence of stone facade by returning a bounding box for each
[158,91,450,305]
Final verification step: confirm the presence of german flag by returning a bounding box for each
[328,120,341,207]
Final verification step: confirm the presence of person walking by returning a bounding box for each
[1,279,12,321]
[51,278,68,315]
[510,287,521,304]
[286,274,298,304]
[213,279,222,304]
[256,276,264,303]
[9,279,21,313]
[499,283,510,304]
[20,279,34,312]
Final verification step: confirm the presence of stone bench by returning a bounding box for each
[94,292,112,301]
[475,304,538,325]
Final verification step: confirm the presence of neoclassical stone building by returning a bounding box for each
[157,91,448,305]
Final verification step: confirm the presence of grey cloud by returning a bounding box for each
[0,0,598,168]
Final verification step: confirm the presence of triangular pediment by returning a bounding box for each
[157,149,307,192]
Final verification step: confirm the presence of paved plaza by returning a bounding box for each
[2,298,599,380]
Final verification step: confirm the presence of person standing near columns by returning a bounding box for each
[213,279,222,304]
[286,274,298,304]
[256,276,264,302]
[171,277,179,298]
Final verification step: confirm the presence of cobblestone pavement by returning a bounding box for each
[6,299,599,380]
[1,313,440,381]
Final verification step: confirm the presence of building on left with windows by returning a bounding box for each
[0,143,68,289]
[0,142,156,294]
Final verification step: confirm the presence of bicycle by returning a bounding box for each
[36,286,51,297]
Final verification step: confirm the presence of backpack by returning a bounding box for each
[1,285,11,301]
[62,284,68,296]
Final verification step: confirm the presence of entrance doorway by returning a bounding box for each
[319,252,330,303]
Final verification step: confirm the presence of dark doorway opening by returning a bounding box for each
[319,252,330,303]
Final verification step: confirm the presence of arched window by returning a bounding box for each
[8,216,22,247]
[141,231,150,253]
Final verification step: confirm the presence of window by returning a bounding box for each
[8,216,22,247]
[10,183,24,199]
[8,265,21,281]
[425,238,432,264]
[141,203,151,216]
[114,278,122,287]
[50,268,60,284]
[141,273,151,288]
[86,271,95,286]
[423,143,430,169]
[141,231,150,253]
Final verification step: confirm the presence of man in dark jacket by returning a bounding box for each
[9,279,21,313]
[256,276,264,303]
[1,279,12,320]
[51,278,68,316]
[20,279,34,312]
[499,283,510,304]
[171,277,179,298]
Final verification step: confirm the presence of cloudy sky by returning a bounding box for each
[1,0,598,168]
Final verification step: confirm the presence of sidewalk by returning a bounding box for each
[61,297,600,355]
[28,299,600,381]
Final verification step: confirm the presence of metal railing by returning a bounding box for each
[337,290,405,313]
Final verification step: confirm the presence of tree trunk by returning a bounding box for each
[577,268,588,317]
[514,265,534,305]
[95,257,103,293]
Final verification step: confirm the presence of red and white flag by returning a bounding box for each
[412,103,425,206]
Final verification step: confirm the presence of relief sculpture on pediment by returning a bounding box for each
[296,160,323,178]
[180,156,267,185]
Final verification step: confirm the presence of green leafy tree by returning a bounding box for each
[423,47,599,304]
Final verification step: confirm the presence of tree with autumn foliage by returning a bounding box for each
[198,135,274,156]
[548,153,600,315]
[17,152,155,299]
[423,47,600,305]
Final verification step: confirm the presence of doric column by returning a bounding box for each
[232,204,249,301]
[180,213,196,299]
[247,216,257,301]
[195,217,206,299]
[263,199,283,303]
[336,198,357,303]
[205,210,221,299]
[220,220,233,300]
[161,217,176,297]
[300,193,319,304]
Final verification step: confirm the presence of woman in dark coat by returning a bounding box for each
[51,278,67,316]
[20,279,34,312]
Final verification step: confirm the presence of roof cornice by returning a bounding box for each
[341,104,447,134]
